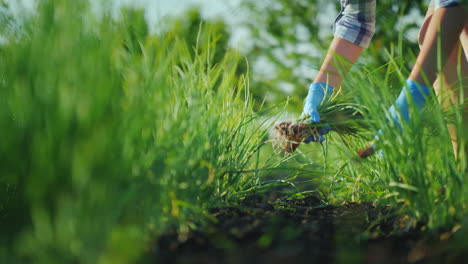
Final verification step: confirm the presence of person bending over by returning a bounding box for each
[302,0,467,167]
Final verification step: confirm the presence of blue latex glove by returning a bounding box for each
[303,82,334,123]
[303,125,331,143]
[372,80,431,157]
[387,79,431,129]
[302,82,334,143]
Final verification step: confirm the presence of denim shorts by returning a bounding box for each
[334,0,376,48]
[334,0,466,48]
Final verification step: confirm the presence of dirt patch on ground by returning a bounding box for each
[149,193,467,264]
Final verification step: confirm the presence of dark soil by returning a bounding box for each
[148,192,468,264]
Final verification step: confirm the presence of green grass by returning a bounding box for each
[0,1,467,263]
[0,1,269,263]
[294,45,467,229]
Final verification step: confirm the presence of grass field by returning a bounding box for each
[0,1,467,263]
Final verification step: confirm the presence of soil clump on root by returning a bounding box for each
[149,193,467,264]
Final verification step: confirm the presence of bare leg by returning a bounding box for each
[434,42,468,162]
[314,37,363,88]
[463,28,468,171]
[409,5,467,85]
[418,5,468,168]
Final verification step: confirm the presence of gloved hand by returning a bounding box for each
[302,82,334,143]
[387,79,431,129]
[369,80,431,158]
[302,125,331,143]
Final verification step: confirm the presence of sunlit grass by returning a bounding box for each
[297,44,467,229]
[0,1,269,263]
[0,1,467,263]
